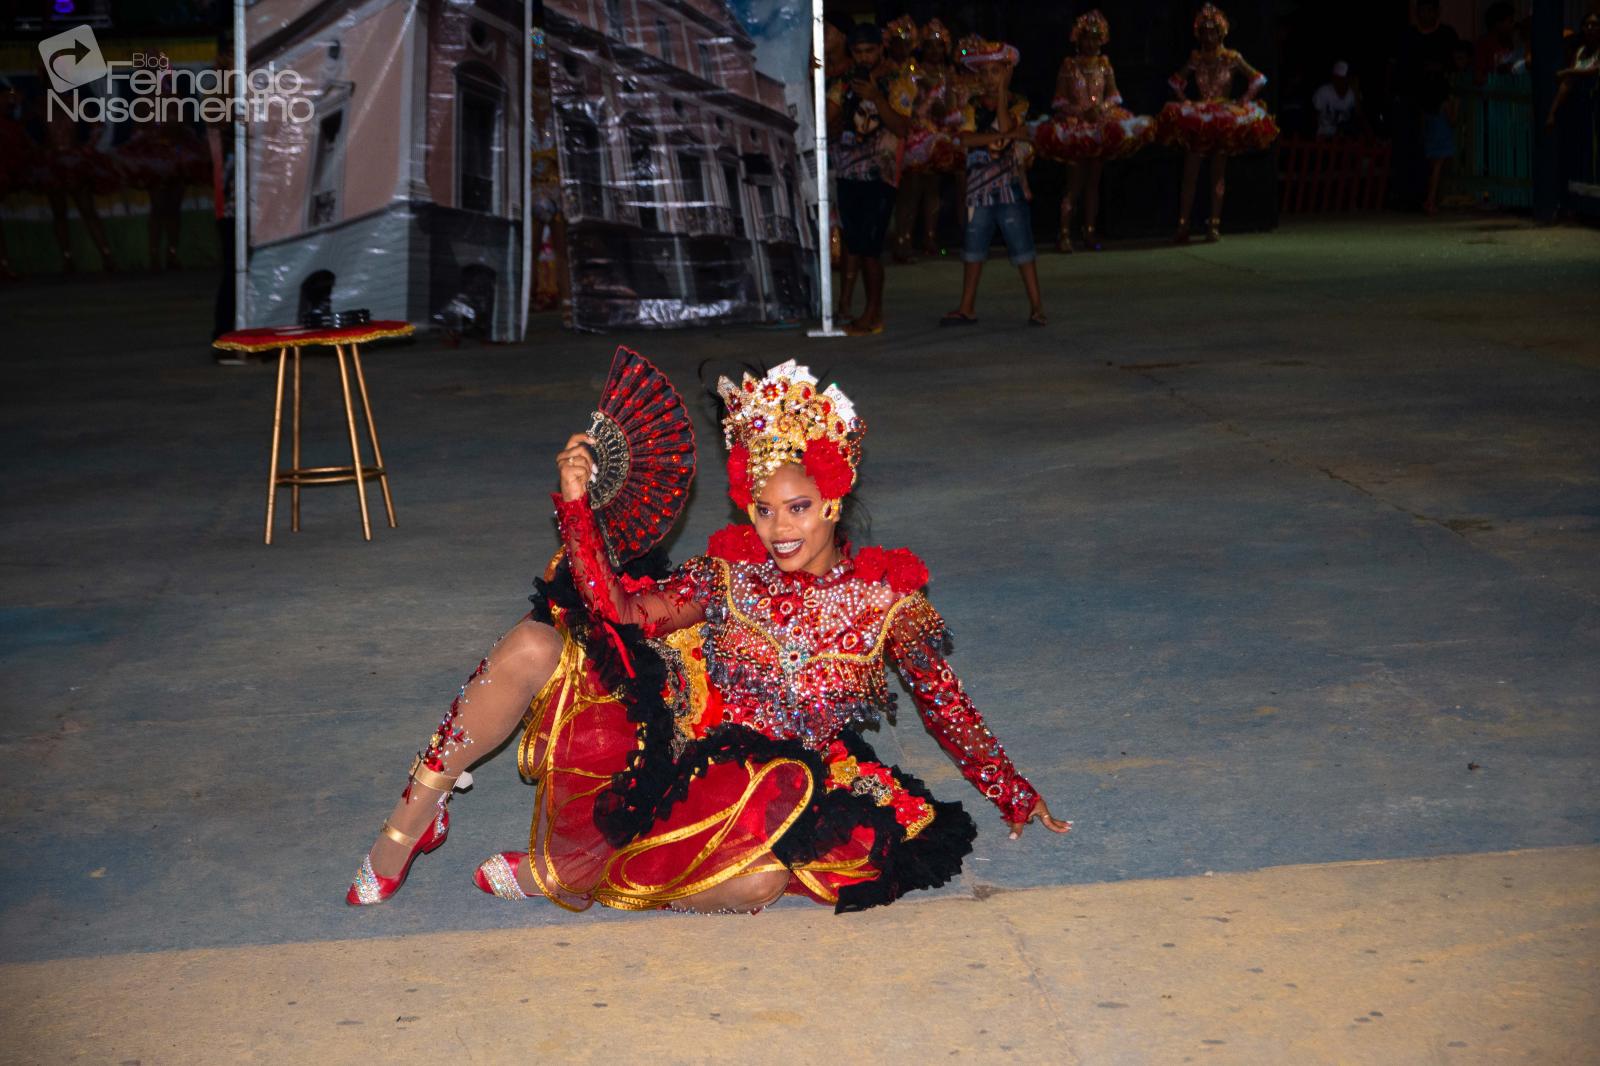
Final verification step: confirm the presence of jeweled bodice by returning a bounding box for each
[1194,49,1244,100]
[552,495,1041,824]
[1061,56,1112,113]
[690,557,925,747]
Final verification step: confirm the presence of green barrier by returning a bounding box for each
[1443,72,1534,209]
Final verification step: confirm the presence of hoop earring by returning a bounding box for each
[820,498,841,522]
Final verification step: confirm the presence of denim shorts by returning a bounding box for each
[962,198,1036,265]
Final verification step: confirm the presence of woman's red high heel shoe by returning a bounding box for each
[346,757,468,906]
[474,851,532,900]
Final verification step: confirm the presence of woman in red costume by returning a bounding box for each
[116,76,209,272]
[347,359,1070,913]
[895,19,963,258]
[1037,11,1155,252]
[1158,4,1277,243]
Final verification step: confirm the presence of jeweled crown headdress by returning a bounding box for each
[957,36,1020,70]
[1072,10,1110,44]
[886,15,918,45]
[1194,3,1230,37]
[717,360,865,517]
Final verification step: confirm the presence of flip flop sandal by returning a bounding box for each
[940,311,978,326]
[1027,311,1048,327]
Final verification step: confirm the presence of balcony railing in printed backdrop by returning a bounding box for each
[684,204,735,237]
[560,187,803,243]
[760,214,800,244]
[563,184,641,226]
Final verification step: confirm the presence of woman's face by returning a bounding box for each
[1077,27,1106,55]
[751,463,840,577]
[1198,22,1224,49]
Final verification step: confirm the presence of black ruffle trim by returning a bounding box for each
[529,554,976,912]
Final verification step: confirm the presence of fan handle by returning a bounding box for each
[584,411,631,509]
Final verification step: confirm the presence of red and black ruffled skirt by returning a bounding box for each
[518,558,976,913]
[1156,100,1279,155]
[1035,108,1156,163]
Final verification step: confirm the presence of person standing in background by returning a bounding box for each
[1474,3,1526,82]
[826,23,912,337]
[1157,4,1277,243]
[1037,11,1155,252]
[940,41,1045,329]
[892,18,960,262]
[1391,0,1459,209]
[1312,61,1362,138]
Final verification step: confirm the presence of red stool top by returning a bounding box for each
[213,321,415,352]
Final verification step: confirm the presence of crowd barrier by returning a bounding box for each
[1444,72,1534,209]
[1277,136,1392,214]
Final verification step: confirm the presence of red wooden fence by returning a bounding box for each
[1277,137,1392,214]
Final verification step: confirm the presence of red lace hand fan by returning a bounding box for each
[585,346,697,565]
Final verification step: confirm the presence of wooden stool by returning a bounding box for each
[213,321,413,544]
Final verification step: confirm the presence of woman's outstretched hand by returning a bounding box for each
[1008,796,1072,840]
[556,433,597,502]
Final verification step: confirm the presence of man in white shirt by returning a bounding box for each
[1312,61,1360,138]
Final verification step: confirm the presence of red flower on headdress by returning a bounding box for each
[885,548,929,594]
[726,443,753,508]
[802,438,854,501]
[707,523,767,564]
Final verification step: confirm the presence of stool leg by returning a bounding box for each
[264,347,288,545]
[291,346,302,533]
[348,343,396,529]
[334,343,373,541]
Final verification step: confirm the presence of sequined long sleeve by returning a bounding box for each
[552,494,708,637]
[884,593,1040,825]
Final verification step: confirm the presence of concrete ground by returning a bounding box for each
[1,215,1597,1063]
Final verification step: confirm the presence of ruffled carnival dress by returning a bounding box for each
[508,496,1040,913]
[1157,48,1279,155]
[901,74,966,175]
[1036,56,1156,163]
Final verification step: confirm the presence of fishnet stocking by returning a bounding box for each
[366,618,564,878]
[366,615,794,912]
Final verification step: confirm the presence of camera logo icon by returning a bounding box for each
[39,25,108,93]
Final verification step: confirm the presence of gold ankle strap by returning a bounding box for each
[408,754,460,794]
[381,820,421,848]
